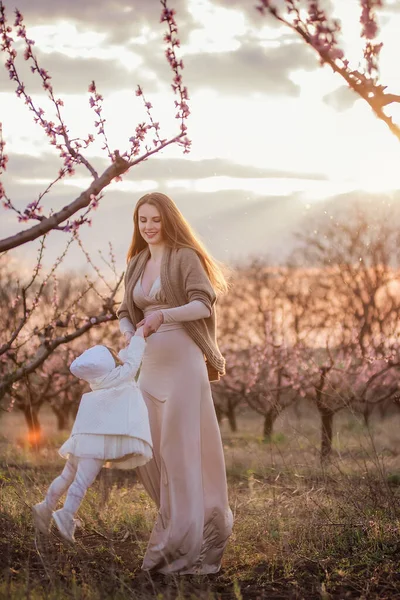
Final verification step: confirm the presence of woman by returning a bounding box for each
[117,192,233,575]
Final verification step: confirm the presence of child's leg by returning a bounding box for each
[62,458,103,516]
[45,457,78,511]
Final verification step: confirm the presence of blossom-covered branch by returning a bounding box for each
[0,4,98,180]
[0,136,182,253]
[255,0,400,141]
[0,0,190,252]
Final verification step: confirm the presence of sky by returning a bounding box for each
[1,0,400,274]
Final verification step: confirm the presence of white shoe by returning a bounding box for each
[32,501,52,535]
[53,509,77,543]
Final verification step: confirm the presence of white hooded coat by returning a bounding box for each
[59,336,153,469]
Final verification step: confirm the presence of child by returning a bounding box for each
[32,327,152,543]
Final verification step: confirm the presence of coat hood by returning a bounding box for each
[70,345,115,382]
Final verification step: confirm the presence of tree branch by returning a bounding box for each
[0,134,183,253]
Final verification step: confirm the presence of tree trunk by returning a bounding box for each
[263,370,283,441]
[362,402,373,427]
[214,404,223,425]
[378,398,392,418]
[315,368,333,463]
[69,402,79,420]
[293,397,303,420]
[226,400,237,432]
[54,409,68,431]
[320,407,334,462]
[21,406,42,447]
[263,410,278,441]
[57,411,68,431]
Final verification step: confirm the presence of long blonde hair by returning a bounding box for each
[126,192,229,294]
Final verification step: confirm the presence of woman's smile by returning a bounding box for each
[138,203,163,244]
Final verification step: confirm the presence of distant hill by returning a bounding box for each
[5,186,400,272]
[193,189,400,266]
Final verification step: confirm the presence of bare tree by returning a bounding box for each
[295,205,400,355]
[211,348,248,432]
[219,228,400,459]
[290,206,400,459]
[216,260,308,439]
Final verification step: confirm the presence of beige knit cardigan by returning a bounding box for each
[117,246,225,381]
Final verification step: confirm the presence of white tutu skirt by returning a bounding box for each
[59,434,153,470]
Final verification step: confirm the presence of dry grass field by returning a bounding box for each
[1,405,400,599]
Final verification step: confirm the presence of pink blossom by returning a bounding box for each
[0,154,8,170]
[14,9,23,27]
[360,0,382,40]
[89,193,99,209]
[255,0,274,14]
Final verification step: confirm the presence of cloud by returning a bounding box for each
[210,0,286,28]
[1,0,318,101]
[0,50,152,95]
[323,85,359,112]
[2,153,328,232]
[211,0,335,28]
[5,152,327,186]
[130,157,328,181]
[4,154,103,182]
[1,38,316,99]
[1,0,193,44]
[382,1,400,12]
[143,38,317,96]
[185,42,316,96]
[0,0,194,98]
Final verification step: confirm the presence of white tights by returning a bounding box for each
[45,456,104,516]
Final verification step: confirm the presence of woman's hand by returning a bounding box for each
[136,311,164,337]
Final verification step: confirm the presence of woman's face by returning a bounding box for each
[138,203,163,245]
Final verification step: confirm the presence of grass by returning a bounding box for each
[0,406,400,599]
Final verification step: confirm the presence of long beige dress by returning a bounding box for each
[133,276,233,575]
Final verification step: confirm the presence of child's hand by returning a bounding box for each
[124,330,134,343]
[135,325,145,338]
